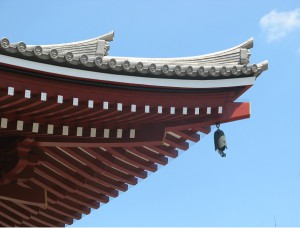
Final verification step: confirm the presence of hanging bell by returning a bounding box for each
[214,123,227,157]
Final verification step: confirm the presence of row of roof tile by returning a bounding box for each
[0,32,268,78]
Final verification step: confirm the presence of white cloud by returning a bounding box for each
[260,9,300,42]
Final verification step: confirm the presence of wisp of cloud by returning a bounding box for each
[260,9,300,42]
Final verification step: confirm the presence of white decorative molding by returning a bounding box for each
[57,95,63,104]
[25,89,31,98]
[117,103,123,111]
[130,129,136,139]
[62,126,69,136]
[103,101,109,110]
[8,86,14,96]
[32,123,39,133]
[76,127,83,136]
[17,120,24,131]
[183,107,188,115]
[73,97,79,106]
[131,104,136,112]
[104,129,110,138]
[41,92,47,101]
[88,100,94,108]
[0,55,258,89]
[218,106,223,114]
[90,128,97,137]
[145,105,150,113]
[47,124,54,134]
[170,107,175,114]
[1,118,8,128]
[158,106,163,114]
[117,129,123,138]
[207,107,211,115]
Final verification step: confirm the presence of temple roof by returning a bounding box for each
[0,32,268,226]
[0,32,268,79]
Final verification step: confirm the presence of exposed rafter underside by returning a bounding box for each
[0,66,251,226]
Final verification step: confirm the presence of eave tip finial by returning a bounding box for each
[97,31,114,42]
[241,37,254,49]
[108,30,114,40]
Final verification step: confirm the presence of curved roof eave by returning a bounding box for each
[0,34,267,80]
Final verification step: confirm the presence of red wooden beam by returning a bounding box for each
[34,138,163,148]
[67,147,147,179]
[0,214,14,226]
[0,200,31,220]
[164,134,189,151]
[35,166,109,204]
[21,219,42,227]
[43,154,123,194]
[0,183,46,207]
[34,125,165,147]
[30,213,64,227]
[0,210,22,225]
[39,165,111,202]
[195,126,211,134]
[127,147,168,166]
[38,209,73,225]
[171,130,200,143]
[0,96,43,115]
[1,137,34,185]
[47,193,91,215]
[16,202,39,215]
[30,175,67,199]
[147,145,178,158]
[166,102,250,132]
[108,147,158,172]
[46,202,82,220]
[44,146,137,185]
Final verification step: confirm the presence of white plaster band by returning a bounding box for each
[0,54,256,89]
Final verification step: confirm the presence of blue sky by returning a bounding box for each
[1,0,300,226]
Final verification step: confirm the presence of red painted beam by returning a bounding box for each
[46,202,82,220]
[47,193,91,215]
[34,124,166,148]
[0,183,46,207]
[106,147,157,172]
[44,146,137,185]
[0,200,31,220]
[128,147,168,166]
[165,134,189,151]
[0,214,14,226]
[147,145,178,158]
[166,102,250,132]
[16,202,39,215]
[172,130,200,143]
[43,154,122,194]
[38,209,73,225]
[0,210,22,225]
[30,213,64,227]
[67,147,147,179]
